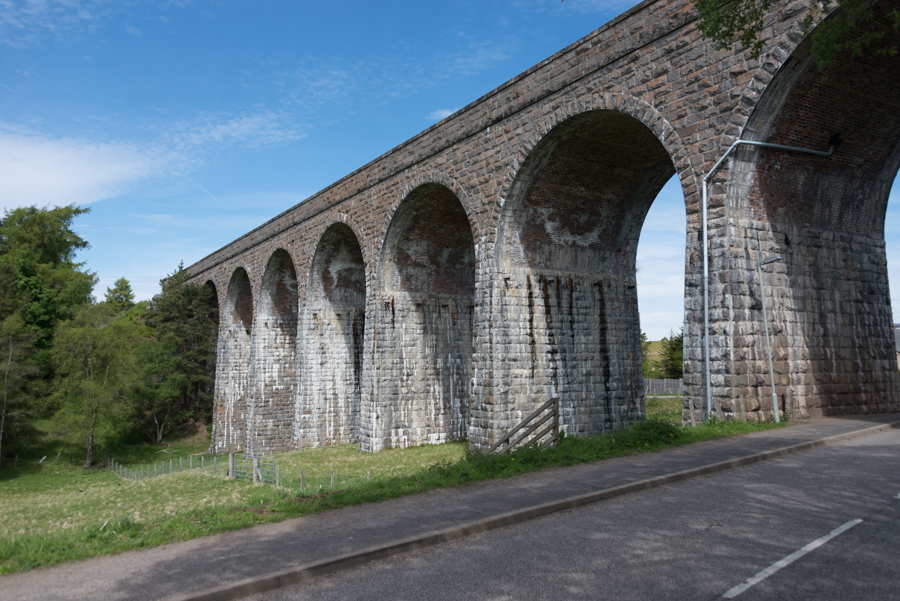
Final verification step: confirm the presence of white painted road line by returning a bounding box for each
[722,519,863,599]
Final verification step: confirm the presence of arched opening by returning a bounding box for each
[635,177,687,419]
[488,109,679,445]
[725,2,900,419]
[249,249,298,454]
[367,183,476,451]
[213,268,253,452]
[297,224,366,448]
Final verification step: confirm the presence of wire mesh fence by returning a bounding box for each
[644,378,683,396]
[108,450,435,497]
[109,452,224,481]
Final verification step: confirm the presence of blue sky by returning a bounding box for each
[1,0,897,340]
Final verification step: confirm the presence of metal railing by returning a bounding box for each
[231,453,278,485]
[489,397,560,453]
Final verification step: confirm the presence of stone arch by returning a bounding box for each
[720,2,900,420]
[479,107,684,448]
[497,93,696,217]
[364,183,477,451]
[300,214,372,295]
[296,223,367,448]
[212,267,254,452]
[377,171,481,269]
[248,249,299,454]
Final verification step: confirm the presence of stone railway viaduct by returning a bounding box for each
[186,0,900,454]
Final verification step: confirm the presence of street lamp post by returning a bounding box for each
[757,254,782,423]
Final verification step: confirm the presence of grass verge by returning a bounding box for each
[0,417,785,575]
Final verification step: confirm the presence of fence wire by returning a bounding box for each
[109,453,224,481]
[644,378,683,396]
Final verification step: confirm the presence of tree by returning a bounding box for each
[130,332,189,443]
[53,304,136,467]
[694,0,900,67]
[0,205,96,452]
[144,263,218,428]
[655,328,684,379]
[105,277,136,313]
[641,331,657,379]
[0,315,37,468]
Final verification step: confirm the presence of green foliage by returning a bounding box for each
[52,304,139,467]
[655,328,684,379]
[695,0,900,67]
[104,278,135,313]
[0,206,95,462]
[130,332,190,443]
[143,263,218,430]
[0,315,38,468]
[640,331,654,378]
[0,206,96,337]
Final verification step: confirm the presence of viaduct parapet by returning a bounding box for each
[187,0,900,454]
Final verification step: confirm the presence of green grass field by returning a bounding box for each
[646,395,683,423]
[0,404,784,576]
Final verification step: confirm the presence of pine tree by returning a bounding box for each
[655,328,684,380]
[105,277,136,313]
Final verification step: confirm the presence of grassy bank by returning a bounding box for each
[0,416,785,575]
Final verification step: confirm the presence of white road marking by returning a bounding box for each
[722,519,863,599]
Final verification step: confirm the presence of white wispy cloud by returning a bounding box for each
[426,108,461,120]
[0,125,182,211]
[168,111,306,149]
[0,0,115,48]
[275,38,513,112]
[0,110,306,211]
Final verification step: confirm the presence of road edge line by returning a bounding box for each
[167,420,900,601]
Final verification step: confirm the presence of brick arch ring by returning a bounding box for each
[724,17,810,142]
[210,261,257,324]
[298,212,372,290]
[499,92,697,206]
[374,169,481,273]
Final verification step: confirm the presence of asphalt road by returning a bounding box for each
[250,429,900,601]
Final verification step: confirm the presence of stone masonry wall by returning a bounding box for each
[296,224,366,448]
[190,0,900,453]
[211,268,253,452]
[363,184,476,451]
[248,250,298,454]
[710,2,900,420]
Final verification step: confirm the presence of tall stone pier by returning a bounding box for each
[192,0,900,454]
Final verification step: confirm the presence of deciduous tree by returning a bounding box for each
[53,304,136,467]
[694,0,900,67]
